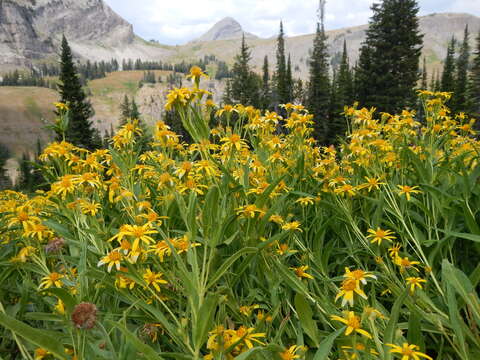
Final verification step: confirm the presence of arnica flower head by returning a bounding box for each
[406,277,427,294]
[282,221,302,232]
[394,256,421,273]
[344,268,377,285]
[143,268,168,292]
[359,177,385,192]
[387,343,433,360]
[291,265,314,280]
[34,348,51,360]
[97,251,122,272]
[39,272,64,289]
[335,278,367,307]
[279,345,307,360]
[186,65,208,87]
[234,326,266,349]
[341,343,379,359]
[331,311,372,338]
[53,102,69,111]
[367,227,396,245]
[397,185,422,201]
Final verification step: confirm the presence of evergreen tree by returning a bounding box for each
[118,95,151,152]
[429,70,436,91]
[307,20,331,143]
[57,35,96,149]
[418,57,428,121]
[17,153,34,192]
[293,79,306,105]
[355,43,375,106]
[441,37,456,94]
[470,31,480,120]
[230,34,261,107]
[91,129,104,149]
[30,138,46,190]
[286,54,293,103]
[131,99,141,120]
[120,95,131,124]
[356,0,423,112]
[275,21,289,106]
[261,56,271,110]
[222,79,233,105]
[336,40,354,107]
[0,143,11,190]
[434,71,441,92]
[421,57,428,90]
[330,40,353,141]
[453,26,470,113]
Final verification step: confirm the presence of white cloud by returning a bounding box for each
[103,0,480,45]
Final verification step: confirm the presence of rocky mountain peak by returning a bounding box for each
[195,17,257,42]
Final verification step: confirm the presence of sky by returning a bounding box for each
[103,0,480,45]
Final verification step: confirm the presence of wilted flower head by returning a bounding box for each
[45,237,65,253]
[72,302,98,330]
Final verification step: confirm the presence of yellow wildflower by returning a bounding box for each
[279,345,307,360]
[39,272,64,289]
[387,343,433,360]
[367,227,396,245]
[344,268,377,285]
[406,277,427,294]
[335,278,367,307]
[291,265,314,279]
[394,256,421,273]
[97,251,122,272]
[282,221,302,232]
[34,348,51,360]
[295,197,314,206]
[331,311,372,338]
[397,185,422,201]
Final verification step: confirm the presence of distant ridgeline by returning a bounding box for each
[0,55,231,89]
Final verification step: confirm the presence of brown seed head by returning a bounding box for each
[71,302,97,330]
[45,237,65,253]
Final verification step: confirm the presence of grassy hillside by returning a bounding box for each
[0,70,227,161]
[0,87,57,157]
[88,70,170,135]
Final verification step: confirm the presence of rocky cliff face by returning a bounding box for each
[0,0,171,69]
[31,0,134,46]
[179,12,480,79]
[0,1,54,69]
[0,0,479,79]
[195,17,257,42]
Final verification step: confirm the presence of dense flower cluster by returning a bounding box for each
[0,69,479,359]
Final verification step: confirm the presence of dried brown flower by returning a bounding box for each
[45,237,65,253]
[71,302,97,330]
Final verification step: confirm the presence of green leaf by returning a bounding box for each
[193,295,217,352]
[445,284,468,358]
[40,288,76,314]
[407,311,425,352]
[0,312,68,359]
[110,321,164,360]
[313,328,344,360]
[43,219,74,240]
[206,247,257,290]
[234,347,264,360]
[294,293,319,347]
[442,260,480,325]
[273,261,308,295]
[384,291,408,360]
[437,229,480,243]
[24,312,63,322]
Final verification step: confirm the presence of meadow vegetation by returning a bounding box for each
[0,68,479,359]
